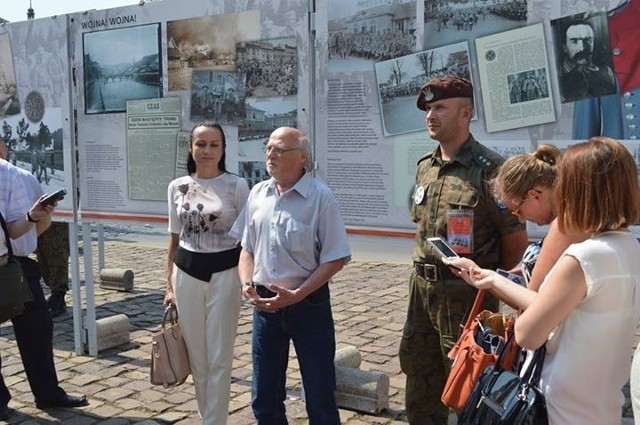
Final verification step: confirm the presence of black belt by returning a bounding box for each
[414,262,457,281]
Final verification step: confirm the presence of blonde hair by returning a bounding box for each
[556,137,640,234]
[493,144,561,204]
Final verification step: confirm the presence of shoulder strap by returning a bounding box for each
[0,212,14,257]
[464,289,486,330]
[447,290,486,359]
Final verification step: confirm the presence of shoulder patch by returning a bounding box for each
[416,151,434,166]
[472,153,496,172]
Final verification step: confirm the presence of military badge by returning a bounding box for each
[423,87,434,102]
[413,185,425,204]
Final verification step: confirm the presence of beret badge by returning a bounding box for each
[423,87,434,102]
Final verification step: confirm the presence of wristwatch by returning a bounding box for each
[26,211,39,223]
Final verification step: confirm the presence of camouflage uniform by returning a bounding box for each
[399,136,525,424]
[36,221,70,294]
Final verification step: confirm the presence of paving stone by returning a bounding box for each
[93,387,136,402]
[0,240,635,424]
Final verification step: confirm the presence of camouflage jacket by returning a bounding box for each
[410,135,524,269]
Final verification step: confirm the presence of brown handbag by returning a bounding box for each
[150,305,191,387]
[441,289,518,411]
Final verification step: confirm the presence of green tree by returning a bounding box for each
[51,128,63,152]
[16,118,30,146]
[38,122,52,149]
[1,121,12,148]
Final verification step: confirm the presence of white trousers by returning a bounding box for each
[631,345,640,421]
[174,266,242,425]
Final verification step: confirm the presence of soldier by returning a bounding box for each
[36,221,70,318]
[37,148,49,185]
[30,150,40,180]
[400,75,528,424]
[46,38,65,107]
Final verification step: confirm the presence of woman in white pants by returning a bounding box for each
[165,122,249,424]
[631,350,640,421]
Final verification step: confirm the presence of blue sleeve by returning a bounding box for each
[572,91,623,139]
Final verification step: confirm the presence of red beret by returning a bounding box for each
[416,76,474,111]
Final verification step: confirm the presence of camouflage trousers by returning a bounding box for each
[36,221,70,294]
[399,272,497,425]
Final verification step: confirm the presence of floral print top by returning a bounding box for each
[168,173,249,252]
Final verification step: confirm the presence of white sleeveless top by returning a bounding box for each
[540,231,640,425]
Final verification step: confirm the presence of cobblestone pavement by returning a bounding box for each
[0,238,636,424]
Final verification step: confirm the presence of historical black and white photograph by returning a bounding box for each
[423,0,526,50]
[507,68,550,104]
[551,11,616,103]
[238,96,296,187]
[83,24,162,115]
[328,0,417,74]
[1,108,66,190]
[190,70,246,126]
[239,97,297,149]
[375,41,472,136]
[218,0,307,38]
[8,18,68,110]
[0,33,20,117]
[239,160,269,189]
[257,0,308,38]
[237,38,297,97]
[526,0,625,25]
[166,11,260,92]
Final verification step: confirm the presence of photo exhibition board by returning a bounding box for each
[0,17,75,217]
[66,0,309,221]
[0,0,637,235]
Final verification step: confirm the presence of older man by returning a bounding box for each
[230,126,351,424]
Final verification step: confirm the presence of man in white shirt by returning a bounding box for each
[0,137,88,420]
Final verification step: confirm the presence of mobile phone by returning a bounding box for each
[40,189,67,207]
[427,237,459,259]
[496,268,525,286]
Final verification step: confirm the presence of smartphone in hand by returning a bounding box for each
[427,237,467,272]
[496,268,525,286]
[40,189,67,207]
[427,237,459,258]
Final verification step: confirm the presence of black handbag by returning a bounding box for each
[0,212,34,323]
[458,333,548,425]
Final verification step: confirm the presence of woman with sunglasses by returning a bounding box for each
[491,143,587,291]
[447,137,640,424]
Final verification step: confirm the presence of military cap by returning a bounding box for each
[416,75,474,111]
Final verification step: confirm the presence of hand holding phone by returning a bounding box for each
[427,237,459,258]
[39,189,67,207]
[427,237,468,272]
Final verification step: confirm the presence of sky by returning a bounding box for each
[1,0,139,23]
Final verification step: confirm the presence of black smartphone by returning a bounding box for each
[496,268,525,286]
[40,189,67,207]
